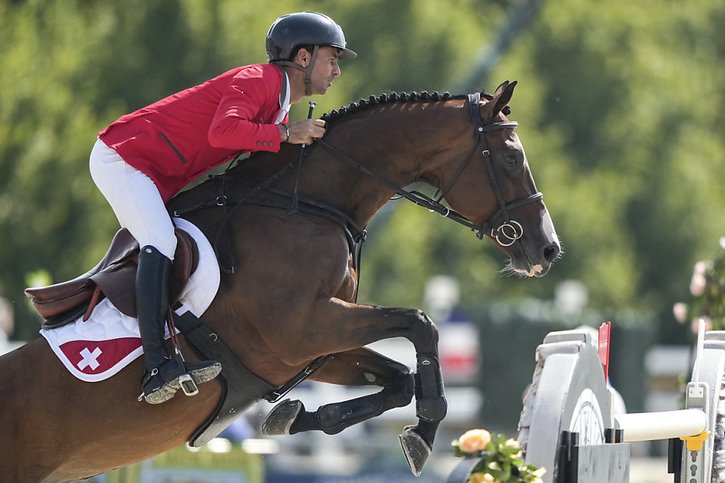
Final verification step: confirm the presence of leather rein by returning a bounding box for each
[316,92,544,247]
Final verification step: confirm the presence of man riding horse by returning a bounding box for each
[89,11,356,404]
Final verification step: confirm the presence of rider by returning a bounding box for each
[89,11,356,404]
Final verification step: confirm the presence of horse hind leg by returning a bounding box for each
[261,375,414,437]
[262,356,415,435]
[262,350,444,477]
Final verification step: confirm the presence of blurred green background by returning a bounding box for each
[1,0,723,352]
[3,4,725,478]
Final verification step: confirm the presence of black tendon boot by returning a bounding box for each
[137,245,221,404]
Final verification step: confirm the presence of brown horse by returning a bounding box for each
[1,81,559,481]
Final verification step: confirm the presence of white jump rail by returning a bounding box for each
[613,408,707,442]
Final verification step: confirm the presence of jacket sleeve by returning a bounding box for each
[207,71,282,153]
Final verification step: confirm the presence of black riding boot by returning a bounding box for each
[137,245,221,404]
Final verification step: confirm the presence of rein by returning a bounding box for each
[316,92,543,246]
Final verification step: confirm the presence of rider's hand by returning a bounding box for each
[285,119,326,145]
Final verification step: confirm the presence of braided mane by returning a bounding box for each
[322,90,508,123]
[322,91,462,123]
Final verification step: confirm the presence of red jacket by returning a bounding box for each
[99,64,289,202]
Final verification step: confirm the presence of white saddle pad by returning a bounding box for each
[39,217,220,382]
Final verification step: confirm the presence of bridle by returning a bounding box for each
[461,91,543,246]
[316,92,544,247]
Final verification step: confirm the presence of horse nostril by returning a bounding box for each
[543,243,560,262]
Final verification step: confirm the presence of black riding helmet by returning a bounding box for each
[266,11,356,62]
[266,12,356,95]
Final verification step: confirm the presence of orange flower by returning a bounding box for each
[458,428,491,454]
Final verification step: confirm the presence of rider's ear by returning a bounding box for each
[295,48,312,68]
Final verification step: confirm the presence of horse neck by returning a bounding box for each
[315,100,470,226]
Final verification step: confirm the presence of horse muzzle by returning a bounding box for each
[509,234,561,278]
[495,210,559,277]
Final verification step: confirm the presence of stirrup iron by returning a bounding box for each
[179,373,199,396]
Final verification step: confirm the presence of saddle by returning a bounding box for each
[25,228,199,328]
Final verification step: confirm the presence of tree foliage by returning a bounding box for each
[1,0,723,342]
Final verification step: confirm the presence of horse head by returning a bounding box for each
[428,81,561,277]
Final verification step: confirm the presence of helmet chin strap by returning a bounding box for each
[273,45,319,96]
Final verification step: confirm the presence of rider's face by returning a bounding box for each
[309,47,341,95]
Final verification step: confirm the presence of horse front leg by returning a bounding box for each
[261,348,414,436]
[400,340,447,477]
[361,307,448,477]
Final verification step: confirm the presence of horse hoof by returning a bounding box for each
[398,425,431,477]
[261,399,303,436]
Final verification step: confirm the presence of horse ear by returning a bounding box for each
[484,80,517,119]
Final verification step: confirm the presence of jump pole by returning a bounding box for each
[613,409,708,443]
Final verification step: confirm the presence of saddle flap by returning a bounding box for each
[89,264,138,317]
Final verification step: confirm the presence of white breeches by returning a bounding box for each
[89,139,177,260]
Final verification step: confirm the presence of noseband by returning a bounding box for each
[315,92,544,246]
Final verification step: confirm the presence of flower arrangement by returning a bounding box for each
[452,428,545,483]
[673,237,725,331]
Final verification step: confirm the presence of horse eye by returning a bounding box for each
[505,154,518,166]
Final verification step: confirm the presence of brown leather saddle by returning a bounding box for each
[25,228,199,328]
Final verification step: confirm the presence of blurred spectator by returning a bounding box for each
[424,275,461,324]
[424,275,479,384]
